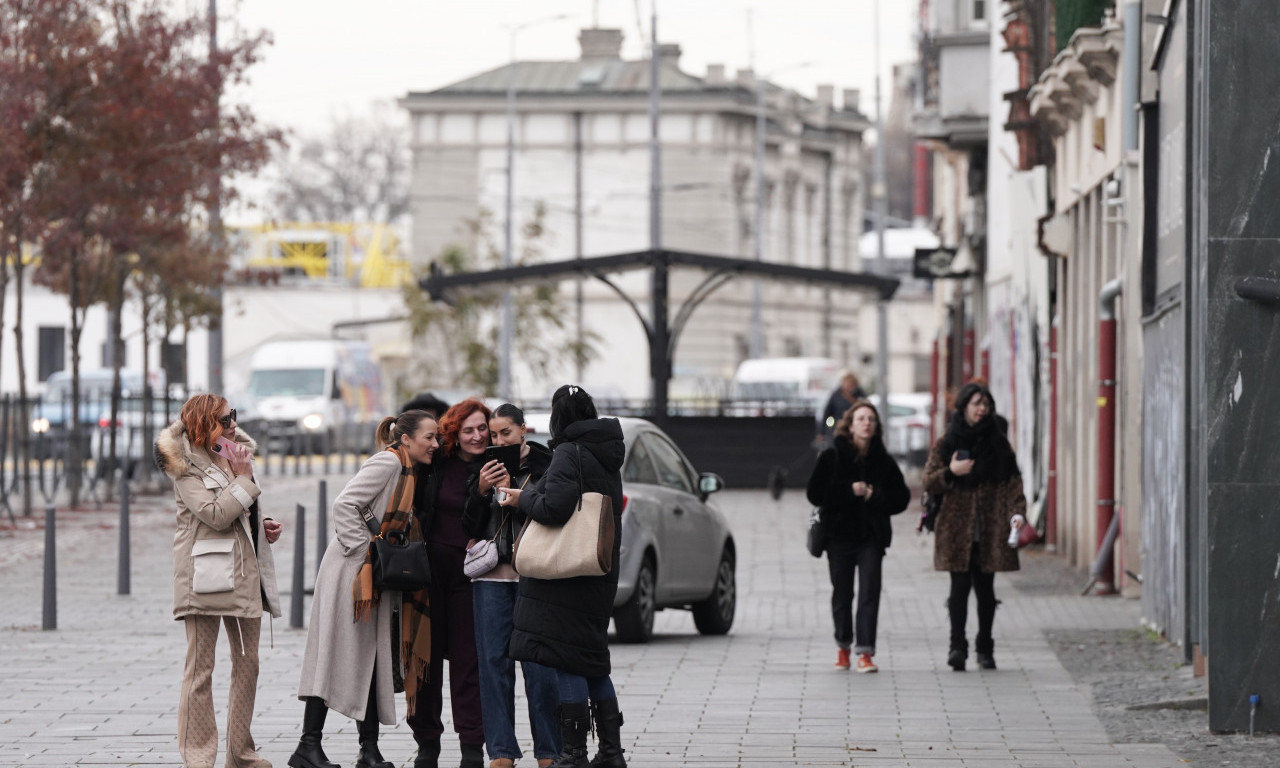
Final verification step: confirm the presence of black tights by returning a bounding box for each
[948,543,996,655]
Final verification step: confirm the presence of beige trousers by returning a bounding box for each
[178,615,265,768]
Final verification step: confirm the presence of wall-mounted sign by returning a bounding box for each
[912,247,969,280]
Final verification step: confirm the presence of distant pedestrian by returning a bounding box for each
[402,392,452,421]
[407,398,492,768]
[156,394,283,768]
[923,382,1025,671]
[805,400,910,672]
[821,371,868,441]
[287,410,438,768]
[496,385,629,768]
[461,403,560,768]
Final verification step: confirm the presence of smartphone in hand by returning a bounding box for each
[955,449,971,461]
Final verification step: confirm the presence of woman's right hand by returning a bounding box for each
[949,452,975,476]
[477,460,510,495]
[226,442,254,476]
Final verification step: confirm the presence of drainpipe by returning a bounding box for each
[1094,276,1124,595]
[1046,316,1058,552]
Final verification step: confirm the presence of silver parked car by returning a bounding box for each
[525,414,734,643]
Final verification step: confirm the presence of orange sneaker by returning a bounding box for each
[835,648,851,669]
[855,653,878,673]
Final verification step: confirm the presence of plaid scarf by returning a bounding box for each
[351,444,431,716]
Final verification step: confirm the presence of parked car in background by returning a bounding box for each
[870,392,932,467]
[90,396,179,478]
[30,368,164,459]
[728,357,839,417]
[524,414,734,644]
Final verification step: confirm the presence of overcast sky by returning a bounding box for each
[199,0,920,219]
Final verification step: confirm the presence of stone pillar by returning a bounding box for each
[1196,0,1280,734]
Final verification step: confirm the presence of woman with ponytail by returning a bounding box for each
[288,411,439,768]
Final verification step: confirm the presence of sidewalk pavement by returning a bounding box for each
[0,476,1186,767]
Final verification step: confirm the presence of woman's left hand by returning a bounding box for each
[496,487,522,508]
[263,518,283,544]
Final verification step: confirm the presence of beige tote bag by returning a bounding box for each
[513,445,615,579]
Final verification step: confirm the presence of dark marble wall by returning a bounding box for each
[1202,0,1280,733]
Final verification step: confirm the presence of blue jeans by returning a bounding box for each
[472,580,561,760]
[556,671,617,704]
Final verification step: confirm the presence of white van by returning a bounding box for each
[730,357,840,416]
[241,340,383,451]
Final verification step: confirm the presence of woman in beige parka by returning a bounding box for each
[156,394,282,768]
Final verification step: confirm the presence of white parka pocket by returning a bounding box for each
[191,537,236,594]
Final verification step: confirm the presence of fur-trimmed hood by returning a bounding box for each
[155,420,257,478]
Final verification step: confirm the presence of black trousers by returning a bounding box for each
[948,543,997,655]
[825,540,883,654]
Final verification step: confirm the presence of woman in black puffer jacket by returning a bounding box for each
[497,385,627,768]
[806,399,910,673]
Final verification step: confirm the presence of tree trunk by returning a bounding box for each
[11,224,33,516]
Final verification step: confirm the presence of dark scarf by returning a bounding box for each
[938,411,1020,488]
[351,444,431,716]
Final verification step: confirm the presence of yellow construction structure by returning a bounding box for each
[232,222,412,288]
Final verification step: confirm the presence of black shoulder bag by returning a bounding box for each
[360,505,431,592]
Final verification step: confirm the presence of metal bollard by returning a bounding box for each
[316,479,328,575]
[42,504,56,630]
[117,477,131,595]
[290,503,306,629]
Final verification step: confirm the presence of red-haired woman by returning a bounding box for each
[407,398,502,768]
[156,394,283,768]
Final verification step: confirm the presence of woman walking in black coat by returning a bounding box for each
[806,400,911,672]
[497,385,628,768]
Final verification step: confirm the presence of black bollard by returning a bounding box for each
[290,503,306,629]
[117,477,130,595]
[316,479,328,575]
[42,504,56,630]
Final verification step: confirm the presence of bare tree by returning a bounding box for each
[271,101,409,224]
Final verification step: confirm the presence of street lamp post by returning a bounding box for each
[751,62,813,359]
[501,14,569,401]
[872,0,890,403]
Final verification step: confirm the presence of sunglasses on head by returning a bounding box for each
[218,409,237,428]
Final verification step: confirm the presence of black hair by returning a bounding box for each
[549,384,597,443]
[491,402,526,426]
[400,392,451,419]
[954,381,996,415]
[376,409,436,448]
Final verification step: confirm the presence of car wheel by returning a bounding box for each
[613,555,656,644]
[692,547,736,636]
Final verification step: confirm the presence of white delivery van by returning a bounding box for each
[730,357,840,416]
[242,340,383,451]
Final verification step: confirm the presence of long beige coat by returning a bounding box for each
[157,422,282,621]
[922,439,1024,574]
[296,450,401,725]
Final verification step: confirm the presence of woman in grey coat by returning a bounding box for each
[288,410,439,768]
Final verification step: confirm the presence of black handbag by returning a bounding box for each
[360,505,431,592]
[920,489,942,532]
[806,506,826,558]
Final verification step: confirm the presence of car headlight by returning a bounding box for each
[301,413,324,431]
[32,418,50,434]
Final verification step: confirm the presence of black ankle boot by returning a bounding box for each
[355,716,393,768]
[547,702,591,768]
[458,742,484,768]
[288,697,339,768]
[589,698,627,768]
[412,737,441,768]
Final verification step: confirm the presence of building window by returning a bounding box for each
[162,341,187,386]
[37,326,65,382]
[973,0,986,23]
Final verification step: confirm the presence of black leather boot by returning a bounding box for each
[287,697,340,768]
[458,742,484,768]
[547,702,591,768]
[589,698,627,768]
[412,737,441,768]
[355,716,393,768]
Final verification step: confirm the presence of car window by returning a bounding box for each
[646,434,695,494]
[623,436,660,485]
